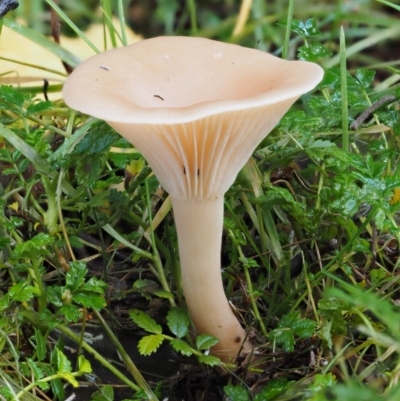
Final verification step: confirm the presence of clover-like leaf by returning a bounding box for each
[170,338,193,356]
[196,334,219,350]
[138,334,164,356]
[129,309,162,334]
[167,307,190,338]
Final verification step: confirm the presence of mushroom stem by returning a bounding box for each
[171,196,252,363]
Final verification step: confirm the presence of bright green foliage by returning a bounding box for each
[254,378,295,401]
[166,307,190,338]
[170,338,193,356]
[91,385,115,401]
[128,308,221,365]
[224,384,250,401]
[195,334,220,350]
[224,378,294,401]
[0,86,51,117]
[46,262,107,322]
[269,312,317,352]
[129,309,162,334]
[138,334,165,356]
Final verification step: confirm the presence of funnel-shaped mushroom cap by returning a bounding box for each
[64,36,323,200]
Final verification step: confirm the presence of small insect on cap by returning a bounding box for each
[63,36,323,201]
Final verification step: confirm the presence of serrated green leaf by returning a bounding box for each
[56,349,72,374]
[129,309,162,334]
[292,318,317,339]
[33,329,47,362]
[8,282,41,302]
[170,338,193,356]
[269,312,317,352]
[224,384,250,401]
[270,327,295,352]
[59,304,82,322]
[92,385,114,401]
[138,334,164,355]
[66,261,88,290]
[12,232,54,259]
[0,237,11,249]
[27,358,44,381]
[298,42,331,61]
[133,278,158,290]
[0,85,25,111]
[153,290,174,299]
[61,372,79,387]
[50,378,65,401]
[26,100,52,115]
[196,334,220,350]
[198,354,221,366]
[78,355,92,374]
[254,378,294,401]
[74,121,120,155]
[73,293,106,309]
[355,68,375,89]
[80,277,108,293]
[277,17,321,38]
[166,307,190,338]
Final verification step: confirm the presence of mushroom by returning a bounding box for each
[63,36,323,364]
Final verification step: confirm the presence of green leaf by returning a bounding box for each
[166,307,190,338]
[129,309,162,334]
[12,232,54,258]
[298,42,331,61]
[8,282,41,302]
[170,338,193,356]
[27,358,44,381]
[355,68,375,88]
[74,121,120,155]
[61,372,79,387]
[50,378,65,401]
[198,354,221,366]
[92,385,114,401]
[254,378,294,401]
[32,329,47,362]
[78,355,92,374]
[73,293,106,309]
[65,261,88,291]
[153,290,174,299]
[269,312,317,352]
[370,268,387,286]
[195,334,220,350]
[270,327,295,352]
[224,384,250,401]
[56,349,72,373]
[277,17,321,38]
[26,100,52,116]
[0,85,25,112]
[80,277,108,294]
[60,304,82,322]
[138,334,164,355]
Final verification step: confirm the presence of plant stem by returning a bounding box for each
[282,0,295,59]
[21,310,144,395]
[340,26,349,153]
[93,310,159,401]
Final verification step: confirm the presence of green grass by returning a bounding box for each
[1,0,400,400]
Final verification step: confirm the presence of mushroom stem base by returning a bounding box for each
[171,196,252,364]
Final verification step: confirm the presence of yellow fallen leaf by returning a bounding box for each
[390,188,400,204]
[0,16,141,99]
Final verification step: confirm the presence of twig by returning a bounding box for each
[351,95,396,130]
